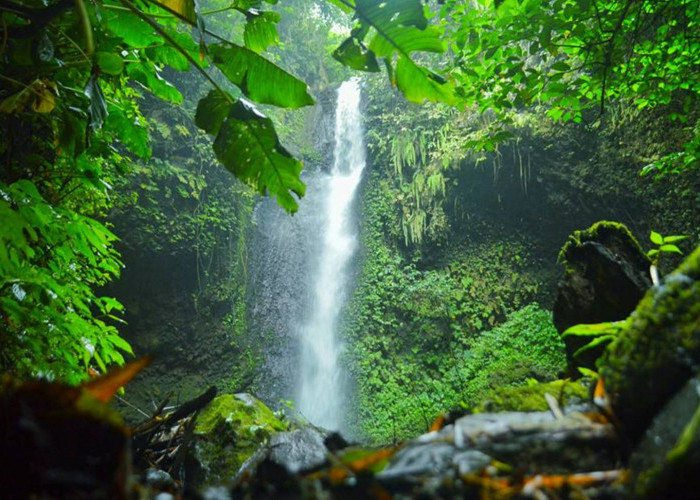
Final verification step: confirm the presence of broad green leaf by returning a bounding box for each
[337,0,453,104]
[212,98,305,213]
[333,32,380,72]
[650,230,664,245]
[195,90,233,136]
[96,52,124,75]
[209,44,314,109]
[101,4,162,48]
[146,45,190,71]
[244,10,281,53]
[659,244,683,254]
[396,56,455,105]
[127,62,183,103]
[152,0,196,23]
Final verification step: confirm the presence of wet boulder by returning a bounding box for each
[553,221,652,370]
[268,427,328,474]
[185,393,287,488]
[599,244,700,444]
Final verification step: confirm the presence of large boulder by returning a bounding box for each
[185,393,287,487]
[553,221,652,370]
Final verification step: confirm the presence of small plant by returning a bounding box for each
[647,231,688,285]
[647,231,688,265]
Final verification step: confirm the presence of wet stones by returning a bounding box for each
[268,428,328,474]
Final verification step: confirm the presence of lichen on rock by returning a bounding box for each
[185,393,287,487]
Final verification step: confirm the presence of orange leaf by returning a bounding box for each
[82,356,152,403]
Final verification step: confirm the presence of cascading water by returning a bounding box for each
[296,78,366,430]
[247,79,365,432]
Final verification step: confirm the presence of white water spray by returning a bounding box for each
[297,79,366,429]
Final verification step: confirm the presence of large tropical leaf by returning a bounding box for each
[209,44,314,109]
[244,10,281,53]
[331,0,453,104]
[196,91,305,213]
[101,2,163,48]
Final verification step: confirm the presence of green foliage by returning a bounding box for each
[348,301,566,444]
[0,181,129,383]
[331,0,454,104]
[562,321,624,361]
[344,173,560,443]
[197,93,306,213]
[331,0,699,170]
[647,230,688,265]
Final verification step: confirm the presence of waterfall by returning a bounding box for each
[297,79,366,429]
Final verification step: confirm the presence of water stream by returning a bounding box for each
[296,79,366,429]
[247,79,366,432]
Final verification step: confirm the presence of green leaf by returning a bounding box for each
[212,98,305,213]
[96,52,124,75]
[146,45,190,71]
[338,0,453,104]
[195,90,233,136]
[325,0,355,13]
[573,335,615,359]
[659,244,683,254]
[209,44,314,109]
[101,5,162,48]
[244,10,281,53]
[396,56,455,105]
[106,333,133,354]
[562,321,623,338]
[650,230,664,245]
[332,32,380,72]
[663,235,688,243]
[127,62,183,103]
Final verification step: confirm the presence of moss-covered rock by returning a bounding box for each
[475,379,590,413]
[553,221,652,371]
[599,244,700,443]
[186,393,287,487]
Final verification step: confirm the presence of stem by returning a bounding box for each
[74,0,94,56]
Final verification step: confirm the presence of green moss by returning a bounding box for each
[191,393,287,485]
[557,220,648,265]
[599,244,700,442]
[475,379,590,413]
